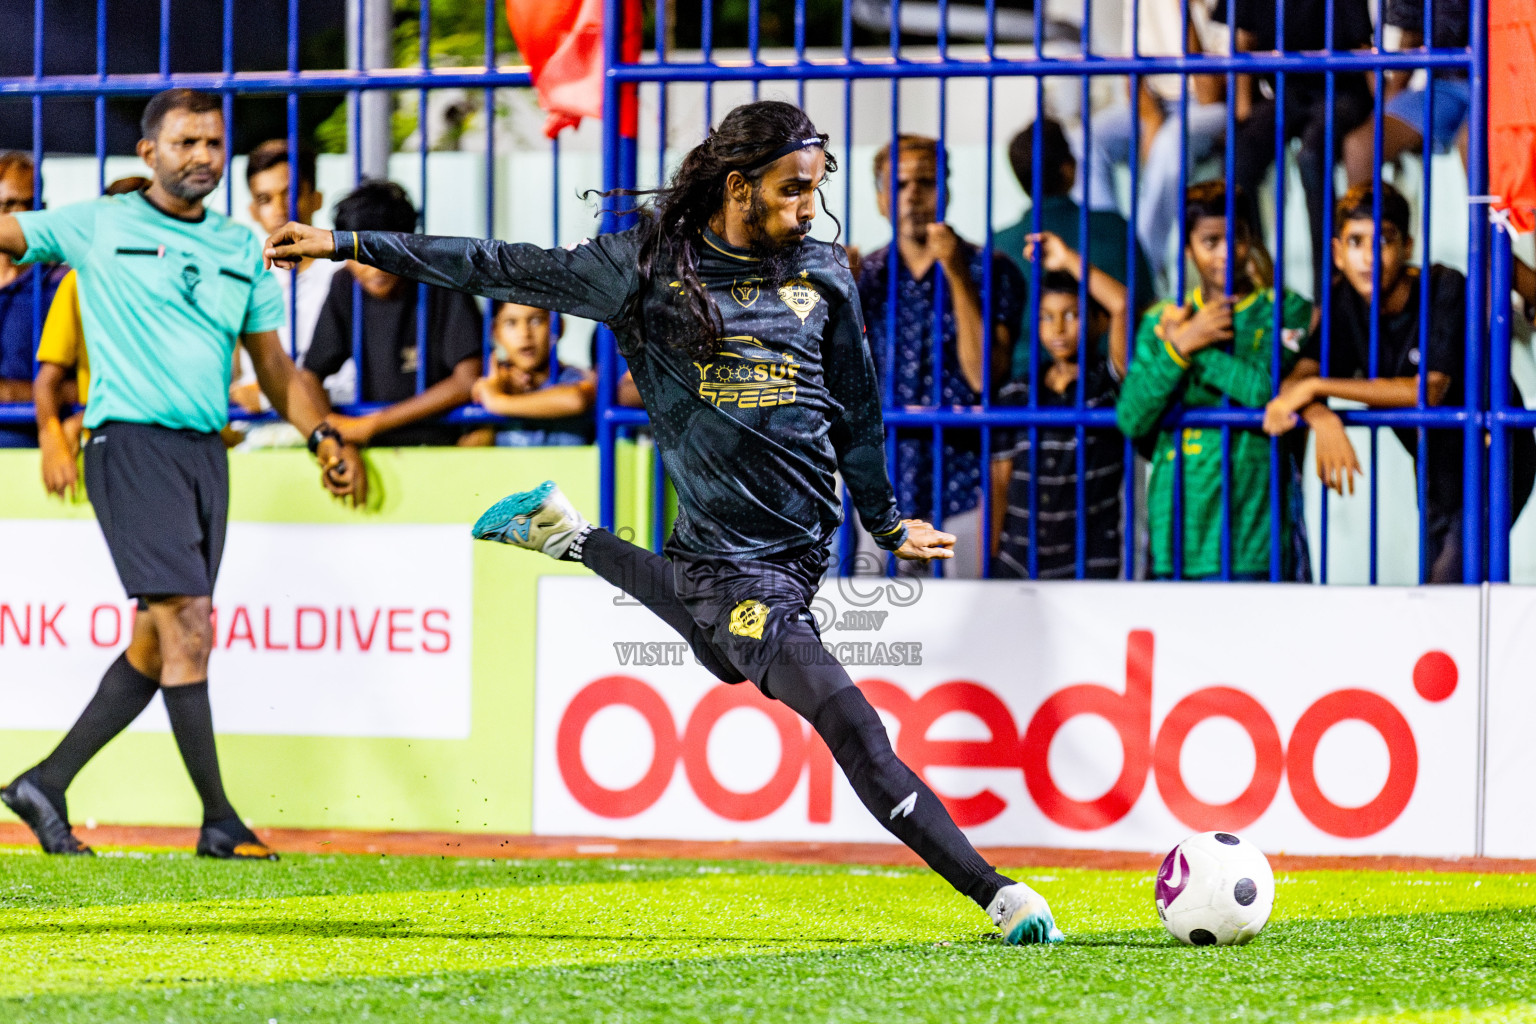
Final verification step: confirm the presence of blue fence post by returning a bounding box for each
[1463,0,1490,584]
[1489,223,1512,583]
[597,0,624,532]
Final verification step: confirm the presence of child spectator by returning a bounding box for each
[302,180,483,446]
[462,301,594,447]
[994,118,1156,382]
[1264,182,1536,582]
[1117,182,1311,580]
[991,232,1129,579]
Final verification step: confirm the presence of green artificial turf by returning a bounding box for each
[1,846,1534,1023]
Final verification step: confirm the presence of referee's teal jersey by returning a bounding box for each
[15,191,284,433]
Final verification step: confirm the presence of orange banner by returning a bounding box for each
[1491,0,1536,232]
[505,0,641,139]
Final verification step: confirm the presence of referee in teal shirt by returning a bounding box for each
[0,89,363,859]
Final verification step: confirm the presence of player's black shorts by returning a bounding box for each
[670,542,833,690]
[83,420,229,605]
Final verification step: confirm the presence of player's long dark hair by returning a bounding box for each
[590,100,840,359]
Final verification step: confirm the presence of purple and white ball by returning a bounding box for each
[1154,831,1275,946]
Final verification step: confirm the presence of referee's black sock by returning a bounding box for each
[812,686,1013,909]
[161,682,236,826]
[31,652,161,806]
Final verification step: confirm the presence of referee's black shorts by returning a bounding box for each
[83,420,229,606]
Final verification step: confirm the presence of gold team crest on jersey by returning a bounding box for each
[728,599,769,640]
[778,274,821,322]
[730,278,761,308]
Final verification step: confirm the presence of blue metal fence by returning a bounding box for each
[0,0,1519,583]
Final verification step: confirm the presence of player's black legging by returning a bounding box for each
[580,527,1012,909]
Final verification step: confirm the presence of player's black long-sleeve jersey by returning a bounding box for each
[352,225,908,559]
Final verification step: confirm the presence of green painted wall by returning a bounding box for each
[0,442,655,834]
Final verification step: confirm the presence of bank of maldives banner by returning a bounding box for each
[0,520,473,739]
[534,577,1480,857]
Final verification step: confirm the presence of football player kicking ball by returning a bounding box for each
[266,100,1060,944]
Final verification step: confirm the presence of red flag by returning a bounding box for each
[505,0,641,139]
[1490,0,1536,233]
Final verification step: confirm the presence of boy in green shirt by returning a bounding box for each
[1116,182,1311,579]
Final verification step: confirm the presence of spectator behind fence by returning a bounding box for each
[461,302,594,447]
[0,152,66,447]
[991,232,1129,580]
[995,119,1155,380]
[33,175,149,498]
[302,180,482,447]
[1216,0,1374,299]
[1343,0,1471,185]
[1077,0,1229,293]
[853,134,1025,577]
[1264,183,1536,582]
[234,141,354,447]
[1117,182,1311,580]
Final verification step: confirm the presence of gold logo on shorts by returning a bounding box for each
[730,278,761,307]
[728,599,769,640]
[778,279,821,322]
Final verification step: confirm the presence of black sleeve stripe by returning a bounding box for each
[219,268,254,284]
[115,247,160,256]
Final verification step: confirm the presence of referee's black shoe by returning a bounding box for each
[0,772,93,856]
[197,816,278,861]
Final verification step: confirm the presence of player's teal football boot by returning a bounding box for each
[986,881,1064,945]
[472,480,590,559]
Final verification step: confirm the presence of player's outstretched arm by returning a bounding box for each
[264,221,337,267]
[241,328,366,506]
[264,221,640,326]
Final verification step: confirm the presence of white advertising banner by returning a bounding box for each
[534,577,1481,856]
[0,520,473,739]
[1482,586,1536,859]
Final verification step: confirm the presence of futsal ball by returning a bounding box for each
[1154,831,1274,946]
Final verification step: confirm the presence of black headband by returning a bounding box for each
[743,136,824,172]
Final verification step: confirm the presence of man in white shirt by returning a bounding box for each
[233,141,353,445]
[1075,0,1229,293]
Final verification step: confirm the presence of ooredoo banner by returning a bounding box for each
[533,577,1480,856]
[0,519,473,739]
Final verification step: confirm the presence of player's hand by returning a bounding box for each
[329,412,379,445]
[264,221,337,270]
[38,428,79,500]
[1165,299,1234,357]
[893,518,956,561]
[1312,411,1360,496]
[1024,231,1079,275]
